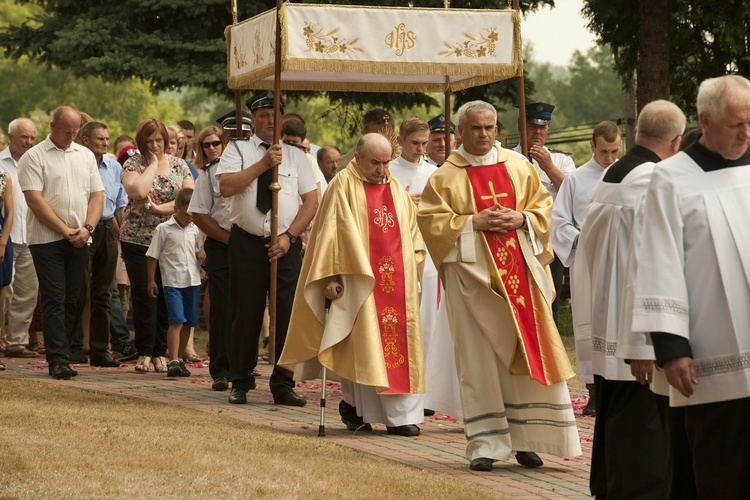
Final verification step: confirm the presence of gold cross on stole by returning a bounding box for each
[480,181,508,205]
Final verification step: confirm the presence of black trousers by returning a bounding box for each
[550,254,565,325]
[29,239,89,366]
[654,398,698,500]
[121,241,168,358]
[680,397,750,499]
[71,219,119,356]
[205,237,231,381]
[228,225,301,394]
[590,376,667,499]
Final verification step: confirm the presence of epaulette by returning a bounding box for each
[548,148,572,156]
[282,140,307,153]
[201,158,220,171]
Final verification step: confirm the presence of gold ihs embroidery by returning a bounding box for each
[378,256,396,293]
[373,205,395,233]
[381,307,404,369]
[385,23,416,56]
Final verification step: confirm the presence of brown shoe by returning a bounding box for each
[27,341,45,354]
[6,346,40,358]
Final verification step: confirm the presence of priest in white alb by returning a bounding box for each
[279,133,426,437]
[418,100,581,472]
[631,75,750,498]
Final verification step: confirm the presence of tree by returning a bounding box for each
[582,0,750,117]
[1,0,555,136]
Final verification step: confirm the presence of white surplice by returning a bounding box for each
[632,153,750,406]
[552,156,608,384]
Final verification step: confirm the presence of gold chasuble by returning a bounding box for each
[279,161,425,394]
[418,147,573,385]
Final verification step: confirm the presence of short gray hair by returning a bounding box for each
[456,100,497,127]
[696,75,750,119]
[635,100,686,143]
[355,133,392,157]
[8,118,36,135]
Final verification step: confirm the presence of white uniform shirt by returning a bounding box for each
[215,136,316,237]
[18,136,104,245]
[0,147,29,245]
[146,216,202,288]
[513,144,576,199]
[188,159,231,232]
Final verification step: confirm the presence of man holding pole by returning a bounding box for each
[217,90,318,406]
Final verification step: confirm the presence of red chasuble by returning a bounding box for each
[465,164,546,384]
[364,183,411,393]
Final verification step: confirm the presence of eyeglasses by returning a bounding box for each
[202,141,222,149]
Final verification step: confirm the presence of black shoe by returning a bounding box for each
[339,400,372,432]
[228,387,247,404]
[90,354,120,368]
[178,360,191,377]
[212,377,229,391]
[113,342,139,362]
[49,363,74,380]
[515,451,543,468]
[273,390,307,407]
[68,364,78,377]
[469,457,495,472]
[581,399,597,416]
[386,424,420,436]
[69,349,88,364]
[167,360,182,377]
[424,408,435,416]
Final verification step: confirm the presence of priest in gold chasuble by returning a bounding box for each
[280,133,426,434]
[418,101,581,471]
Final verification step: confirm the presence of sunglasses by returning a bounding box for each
[202,140,222,149]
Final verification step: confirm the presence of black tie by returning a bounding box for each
[256,141,272,213]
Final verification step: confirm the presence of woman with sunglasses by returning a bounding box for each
[120,118,195,373]
[187,126,234,390]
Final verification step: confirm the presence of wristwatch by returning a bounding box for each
[83,223,95,235]
[520,212,528,228]
[284,231,297,244]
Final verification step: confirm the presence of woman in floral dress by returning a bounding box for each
[121,118,194,373]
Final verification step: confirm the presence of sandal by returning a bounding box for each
[135,356,151,373]
[28,341,46,354]
[183,352,201,363]
[0,359,5,371]
[152,356,168,373]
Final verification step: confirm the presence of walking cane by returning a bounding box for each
[318,297,333,437]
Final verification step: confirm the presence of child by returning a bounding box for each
[146,188,204,377]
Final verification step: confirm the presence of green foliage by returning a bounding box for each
[582,0,750,118]
[0,0,555,137]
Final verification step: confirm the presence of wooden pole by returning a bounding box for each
[443,0,452,158]
[232,0,243,138]
[267,0,283,365]
[512,0,529,156]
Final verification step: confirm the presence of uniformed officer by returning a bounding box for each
[216,90,319,406]
[215,109,254,140]
[425,113,457,167]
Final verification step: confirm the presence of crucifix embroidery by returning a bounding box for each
[480,181,508,205]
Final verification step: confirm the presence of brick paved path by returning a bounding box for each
[1,355,594,499]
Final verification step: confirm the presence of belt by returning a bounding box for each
[232,224,271,243]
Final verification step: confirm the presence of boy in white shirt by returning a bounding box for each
[146,188,204,377]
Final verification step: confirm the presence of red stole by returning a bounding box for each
[465,163,545,384]
[364,182,411,394]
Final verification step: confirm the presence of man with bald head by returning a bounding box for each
[18,106,104,379]
[0,118,41,358]
[280,133,427,436]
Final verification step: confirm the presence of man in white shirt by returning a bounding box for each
[0,118,40,359]
[19,106,104,380]
[552,121,621,415]
[217,91,318,406]
[632,75,750,497]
